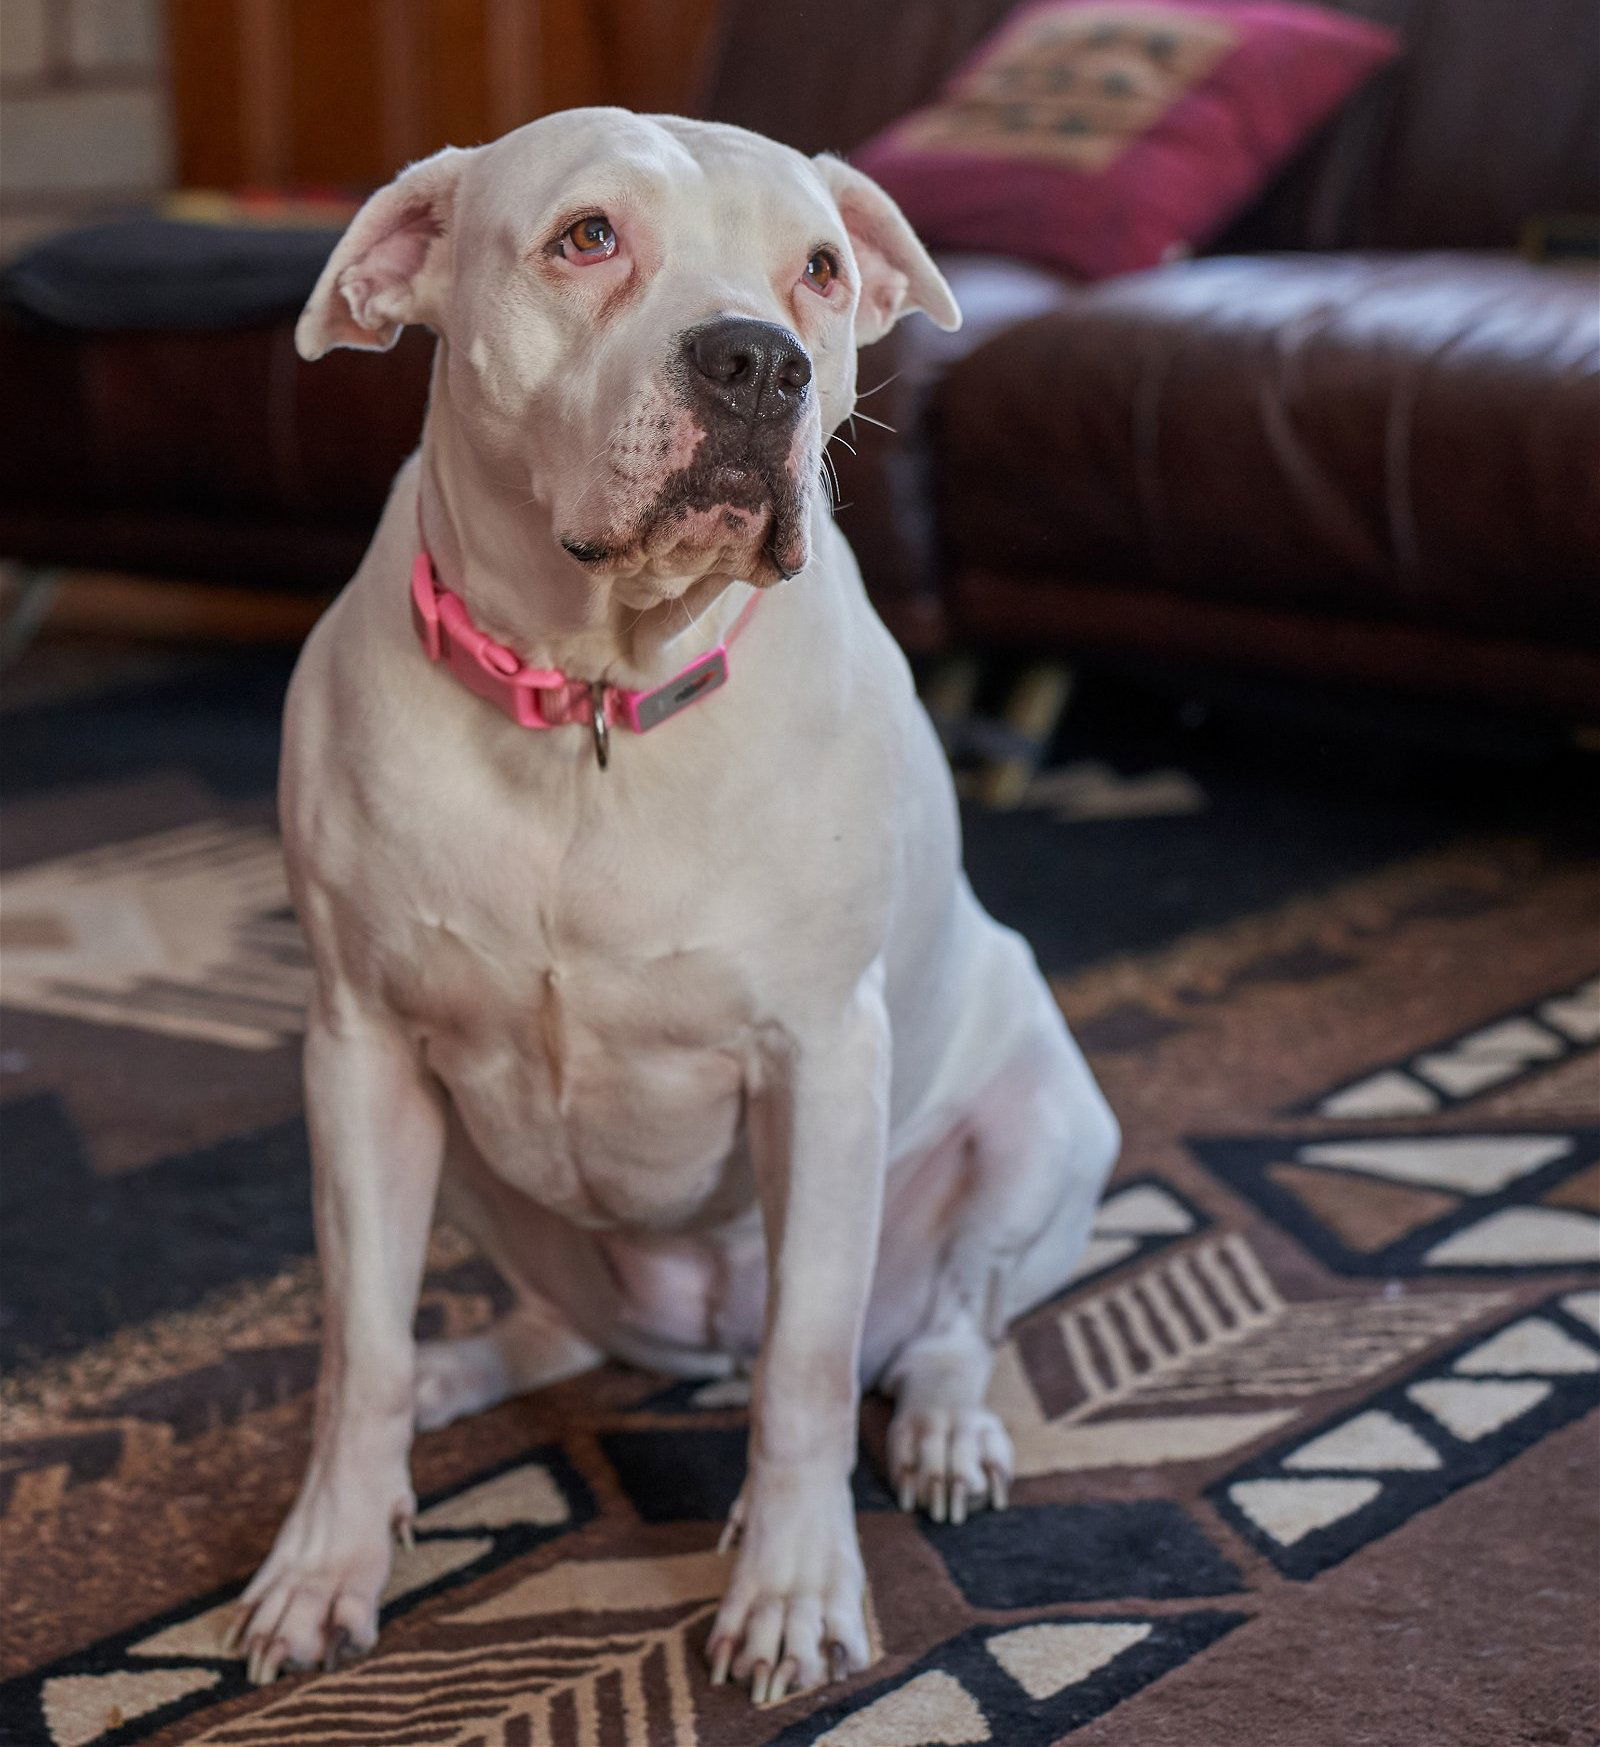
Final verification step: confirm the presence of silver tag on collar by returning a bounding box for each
[633,650,729,733]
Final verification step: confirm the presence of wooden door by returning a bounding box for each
[167,0,720,192]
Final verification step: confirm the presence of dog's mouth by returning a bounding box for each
[561,450,810,587]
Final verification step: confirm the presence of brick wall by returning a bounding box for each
[0,0,174,259]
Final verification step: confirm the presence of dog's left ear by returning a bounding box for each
[296,146,471,360]
[813,155,961,346]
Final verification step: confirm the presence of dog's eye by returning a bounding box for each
[803,249,839,294]
[560,215,617,262]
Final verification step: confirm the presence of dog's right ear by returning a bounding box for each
[811,155,960,346]
[296,147,470,360]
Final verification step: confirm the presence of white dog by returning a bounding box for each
[234,107,1118,1705]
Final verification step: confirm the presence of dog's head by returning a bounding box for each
[297,109,959,603]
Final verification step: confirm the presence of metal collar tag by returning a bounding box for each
[628,650,730,732]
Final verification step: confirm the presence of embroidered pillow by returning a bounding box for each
[851,0,1399,280]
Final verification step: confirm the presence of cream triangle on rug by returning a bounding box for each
[986,1620,1151,1700]
[42,1668,220,1747]
[813,1670,989,1746]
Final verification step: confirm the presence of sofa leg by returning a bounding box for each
[980,663,1076,809]
[0,565,62,667]
[920,656,980,748]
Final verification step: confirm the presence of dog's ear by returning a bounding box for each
[812,155,961,346]
[296,147,470,360]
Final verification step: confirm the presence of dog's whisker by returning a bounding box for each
[850,408,897,435]
[673,586,709,641]
[856,370,902,401]
[616,598,653,645]
[819,449,842,510]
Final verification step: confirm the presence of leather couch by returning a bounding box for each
[2,0,1596,715]
[704,0,1600,715]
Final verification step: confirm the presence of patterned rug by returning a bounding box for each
[1,640,1597,1747]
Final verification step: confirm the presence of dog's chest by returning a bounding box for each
[379,817,759,1229]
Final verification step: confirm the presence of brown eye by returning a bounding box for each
[804,249,838,293]
[562,215,616,260]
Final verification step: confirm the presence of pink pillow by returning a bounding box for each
[852,0,1400,280]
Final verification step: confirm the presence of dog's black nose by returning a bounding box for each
[684,318,812,424]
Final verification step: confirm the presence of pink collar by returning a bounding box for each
[410,548,760,768]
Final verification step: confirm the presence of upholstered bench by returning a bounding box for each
[0,218,430,601]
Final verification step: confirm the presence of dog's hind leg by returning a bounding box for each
[881,998,1117,1523]
[884,1303,1014,1523]
[415,1297,601,1430]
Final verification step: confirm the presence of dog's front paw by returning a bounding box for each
[888,1402,1013,1523]
[229,1478,413,1684]
[707,1467,871,1704]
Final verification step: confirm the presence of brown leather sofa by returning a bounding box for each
[705,0,1600,715]
[2,0,1597,715]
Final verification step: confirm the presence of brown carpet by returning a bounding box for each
[2,655,1597,1746]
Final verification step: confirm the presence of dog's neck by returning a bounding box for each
[415,391,757,689]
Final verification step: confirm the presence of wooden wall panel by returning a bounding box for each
[235,0,290,184]
[539,0,610,115]
[167,0,250,188]
[419,0,493,152]
[607,0,721,114]
[166,0,720,193]
[286,0,387,186]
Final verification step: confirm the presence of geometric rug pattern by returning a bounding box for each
[1190,1126,1600,1277]
[0,821,310,1052]
[3,667,1597,1745]
[1299,974,1599,1120]
[1213,1289,1600,1579]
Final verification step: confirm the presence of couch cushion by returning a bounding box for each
[933,253,1600,645]
[1,219,340,331]
[851,0,1398,280]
